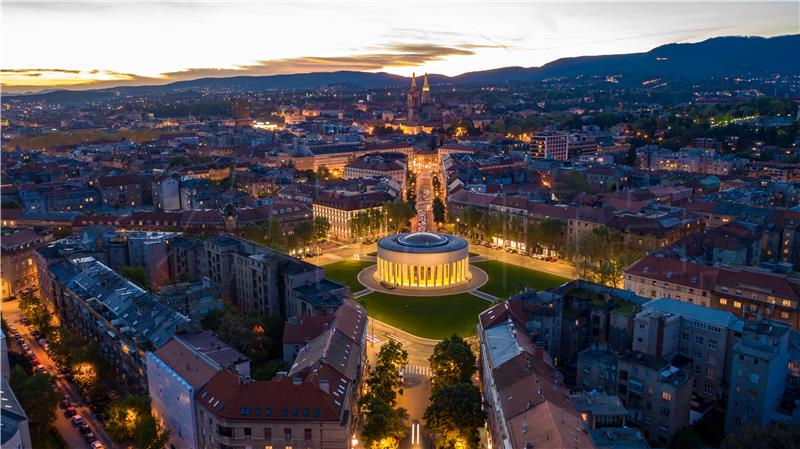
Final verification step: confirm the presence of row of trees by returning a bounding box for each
[451,206,565,255]
[350,200,417,241]
[424,335,486,449]
[360,341,409,449]
[243,216,331,253]
[564,227,644,288]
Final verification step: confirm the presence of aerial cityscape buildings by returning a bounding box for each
[1,6,799,449]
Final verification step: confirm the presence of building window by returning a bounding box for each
[733,301,742,309]
[284,428,292,440]
[720,298,728,305]
[709,339,718,350]
[244,428,252,437]
[304,429,312,441]
[695,336,704,345]
[681,332,689,341]
[661,391,672,401]
[659,423,669,432]
[265,428,272,440]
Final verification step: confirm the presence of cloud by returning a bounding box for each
[1,68,82,74]
[1,41,502,93]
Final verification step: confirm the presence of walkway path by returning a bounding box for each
[469,289,498,302]
[352,288,373,299]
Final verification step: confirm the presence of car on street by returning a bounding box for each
[64,407,78,418]
[83,432,96,443]
[59,399,71,409]
[71,415,84,426]
[90,441,105,449]
[78,423,92,434]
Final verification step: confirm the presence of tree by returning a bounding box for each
[293,220,314,252]
[106,395,169,449]
[19,295,52,335]
[360,341,409,449]
[360,390,408,449]
[720,424,800,449]
[384,200,415,233]
[119,266,150,290]
[424,382,486,449]
[429,335,476,392]
[9,366,58,435]
[432,198,446,223]
[313,217,332,243]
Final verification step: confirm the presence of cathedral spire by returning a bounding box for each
[422,73,429,90]
[411,72,417,88]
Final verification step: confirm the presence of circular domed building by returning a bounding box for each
[376,232,470,289]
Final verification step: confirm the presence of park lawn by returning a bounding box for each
[473,260,570,299]
[357,292,490,340]
[322,259,374,293]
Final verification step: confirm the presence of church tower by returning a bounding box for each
[407,73,419,123]
[421,73,431,105]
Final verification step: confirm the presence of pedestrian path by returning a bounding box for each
[469,289,498,302]
[403,364,432,377]
[353,288,373,299]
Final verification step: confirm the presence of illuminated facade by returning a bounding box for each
[376,233,469,289]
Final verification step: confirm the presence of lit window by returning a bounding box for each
[719,298,728,305]
[661,391,672,401]
[733,301,742,309]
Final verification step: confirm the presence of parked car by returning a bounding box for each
[59,399,71,409]
[90,441,105,449]
[33,364,46,374]
[83,432,96,443]
[78,423,92,434]
[70,415,84,426]
[64,407,78,418]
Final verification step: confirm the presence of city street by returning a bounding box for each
[362,316,438,449]
[3,299,114,449]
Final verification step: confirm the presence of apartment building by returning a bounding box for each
[35,247,190,392]
[725,319,792,433]
[145,331,249,449]
[194,303,367,449]
[478,302,597,449]
[1,229,52,299]
[576,348,693,446]
[625,255,800,331]
[312,190,395,242]
[636,298,744,401]
[95,174,144,208]
[197,235,348,318]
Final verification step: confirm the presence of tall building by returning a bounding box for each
[233,98,252,127]
[530,133,570,160]
[196,235,348,318]
[639,298,743,402]
[725,319,792,433]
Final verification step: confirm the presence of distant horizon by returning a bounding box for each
[2,1,798,94]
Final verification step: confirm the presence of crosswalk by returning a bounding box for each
[402,364,431,377]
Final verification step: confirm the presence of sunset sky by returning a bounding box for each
[2,1,798,93]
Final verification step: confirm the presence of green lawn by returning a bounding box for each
[473,260,570,299]
[357,292,490,340]
[322,259,374,293]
